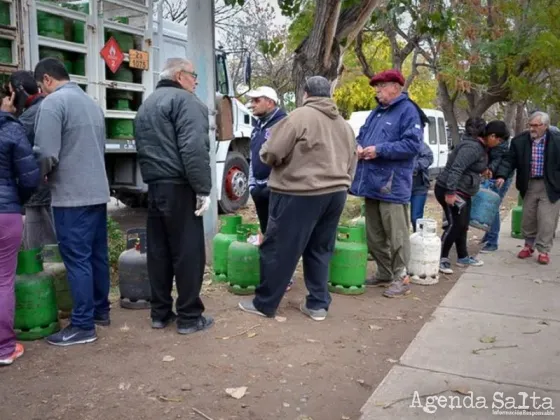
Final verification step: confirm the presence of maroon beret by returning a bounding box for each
[369,69,405,87]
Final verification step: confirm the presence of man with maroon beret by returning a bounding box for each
[349,69,424,297]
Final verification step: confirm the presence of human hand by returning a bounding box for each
[495,178,505,189]
[362,146,377,160]
[1,92,16,114]
[482,169,492,179]
[194,195,211,216]
[357,145,364,159]
[445,194,457,206]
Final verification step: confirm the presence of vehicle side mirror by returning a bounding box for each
[243,55,251,88]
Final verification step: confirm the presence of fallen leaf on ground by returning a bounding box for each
[157,395,183,403]
[225,386,247,399]
[162,355,175,362]
[453,387,471,395]
[533,279,543,284]
[396,316,403,320]
[538,320,550,326]
[120,323,130,332]
[369,324,383,331]
[275,316,287,323]
[247,332,257,338]
[412,296,421,301]
[282,402,290,408]
[479,336,496,344]
[306,339,319,343]
[342,416,350,420]
[522,329,541,335]
[386,358,398,363]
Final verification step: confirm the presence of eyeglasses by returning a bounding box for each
[181,70,198,80]
[528,123,544,128]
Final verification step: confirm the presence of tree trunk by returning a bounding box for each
[514,103,527,135]
[504,102,517,136]
[292,0,387,106]
[438,79,461,146]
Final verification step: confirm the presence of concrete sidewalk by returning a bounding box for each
[360,216,560,419]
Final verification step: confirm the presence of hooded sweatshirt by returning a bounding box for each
[260,96,357,196]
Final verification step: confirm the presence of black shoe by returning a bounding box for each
[177,316,214,335]
[152,312,177,329]
[94,313,111,327]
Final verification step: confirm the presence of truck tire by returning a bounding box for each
[219,151,250,214]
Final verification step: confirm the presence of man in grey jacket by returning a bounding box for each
[133,58,213,335]
[9,70,56,249]
[34,58,111,347]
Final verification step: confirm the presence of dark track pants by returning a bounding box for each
[252,190,347,316]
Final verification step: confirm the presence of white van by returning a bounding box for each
[347,108,449,177]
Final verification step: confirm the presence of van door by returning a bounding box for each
[437,116,449,169]
[426,116,439,176]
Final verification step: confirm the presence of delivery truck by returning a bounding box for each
[0,0,254,213]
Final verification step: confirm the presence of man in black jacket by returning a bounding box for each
[496,111,560,264]
[134,58,213,334]
[9,71,56,249]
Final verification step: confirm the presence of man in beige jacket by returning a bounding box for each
[238,76,357,321]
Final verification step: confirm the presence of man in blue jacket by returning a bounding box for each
[350,69,423,298]
[246,87,294,291]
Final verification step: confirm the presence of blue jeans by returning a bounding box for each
[482,177,513,247]
[410,193,428,232]
[53,204,110,330]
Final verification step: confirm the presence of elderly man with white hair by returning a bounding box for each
[133,58,213,335]
[496,111,560,264]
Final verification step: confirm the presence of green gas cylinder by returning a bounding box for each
[37,11,65,40]
[328,226,368,295]
[105,18,134,52]
[14,248,60,341]
[511,194,523,239]
[0,1,11,26]
[213,214,243,282]
[227,224,260,295]
[39,47,73,74]
[0,39,11,64]
[42,244,72,318]
[107,99,134,139]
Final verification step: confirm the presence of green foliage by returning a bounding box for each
[258,38,284,58]
[107,216,125,284]
[333,33,437,119]
[286,0,314,50]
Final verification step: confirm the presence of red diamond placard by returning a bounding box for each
[100,37,124,74]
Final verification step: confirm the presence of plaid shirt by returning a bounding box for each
[531,135,546,178]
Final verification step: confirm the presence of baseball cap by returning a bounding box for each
[245,86,279,104]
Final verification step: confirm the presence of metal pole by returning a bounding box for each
[187,0,218,259]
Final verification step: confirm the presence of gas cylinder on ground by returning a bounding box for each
[469,184,501,232]
[408,219,441,285]
[213,214,243,282]
[511,194,523,239]
[14,248,60,340]
[42,244,72,319]
[227,224,260,295]
[328,226,368,295]
[118,228,150,309]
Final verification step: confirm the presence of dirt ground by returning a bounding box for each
[0,189,518,420]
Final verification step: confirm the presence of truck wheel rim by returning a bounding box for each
[225,166,247,201]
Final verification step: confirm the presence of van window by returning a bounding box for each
[216,54,228,95]
[428,117,437,145]
[437,117,447,145]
